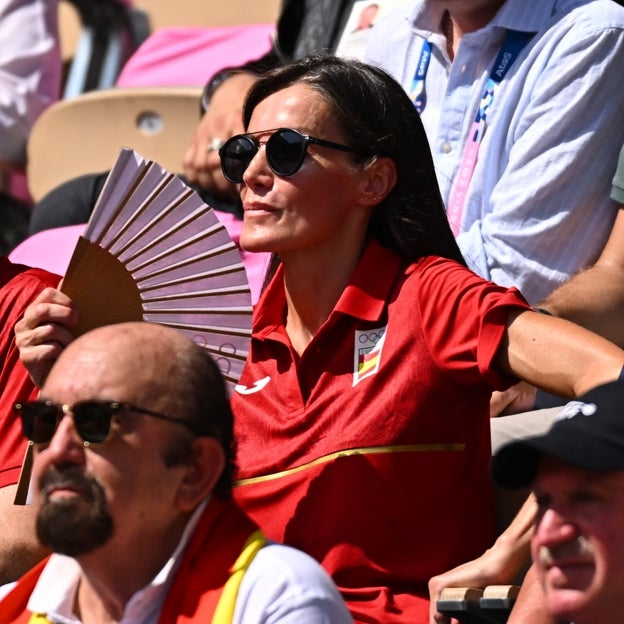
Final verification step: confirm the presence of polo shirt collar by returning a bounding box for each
[333,239,403,321]
[252,264,288,338]
[253,240,403,336]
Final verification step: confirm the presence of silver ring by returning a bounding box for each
[207,137,225,152]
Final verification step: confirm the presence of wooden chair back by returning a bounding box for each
[132,0,281,29]
[26,86,202,202]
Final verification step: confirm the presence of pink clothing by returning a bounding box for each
[116,24,275,88]
[9,225,86,277]
[0,258,59,487]
[9,217,269,304]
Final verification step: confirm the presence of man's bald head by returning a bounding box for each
[42,322,235,499]
[45,322,193,405]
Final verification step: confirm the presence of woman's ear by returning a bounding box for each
[175,437,225,512]
[357,156,397,206]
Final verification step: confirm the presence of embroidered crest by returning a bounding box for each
[353,326,387,386]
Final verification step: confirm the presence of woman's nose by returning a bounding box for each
[242,144,272,188]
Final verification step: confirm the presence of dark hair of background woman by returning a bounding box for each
[242,53,465,267]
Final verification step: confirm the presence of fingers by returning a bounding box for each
[17,288,75,326]
[183,138,224,189]
[14,288,78,388]
[429,606,451,624]
[490,387,519,417]
[182,106,227,187]
[428,575,451,624]
[15,319,75,360]
[490,382,538,417]
[183,79,248,191]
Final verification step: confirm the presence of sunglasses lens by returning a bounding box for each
[219,136,257,183]
[267,129,307,176]
[17,402,58,444]
[73,402,114,445]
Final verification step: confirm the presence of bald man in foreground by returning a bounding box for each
[0,322,352,623]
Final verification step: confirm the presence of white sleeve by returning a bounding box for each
[233,543,354,624]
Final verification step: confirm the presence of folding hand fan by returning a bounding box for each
[60,148,253,392]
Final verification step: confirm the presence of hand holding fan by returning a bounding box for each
[14,148,253,506]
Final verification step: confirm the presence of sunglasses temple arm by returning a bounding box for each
[13,357,55,506]
[13,443,34,506]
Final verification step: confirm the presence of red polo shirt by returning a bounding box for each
[232,240,530,624]
[0,258,59,487]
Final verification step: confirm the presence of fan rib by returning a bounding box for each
[144,307,252,315]
[127,221,227,272]
[153,320,252,338]
[104,171,177,252]
[137,259,246,291]
[143,284,252,301]
[88,158,154,244]
[112,187,196,259]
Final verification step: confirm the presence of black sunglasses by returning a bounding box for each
[15,399,198,447]
[218,127,355,183]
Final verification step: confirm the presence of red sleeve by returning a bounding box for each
[0,260,60,487]
[412,256,531,389]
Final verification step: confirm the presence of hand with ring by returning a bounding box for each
[206,138,225,153]
[182,72,259,198]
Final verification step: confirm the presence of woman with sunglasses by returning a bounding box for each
[13,54,624,623]
[217,54,624,624]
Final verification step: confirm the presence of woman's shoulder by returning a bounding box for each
[405,254,472,280]
[402,254,519,300]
